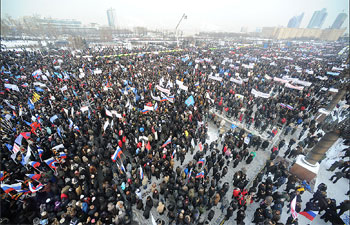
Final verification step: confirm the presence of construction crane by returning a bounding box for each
[175,13,187,47]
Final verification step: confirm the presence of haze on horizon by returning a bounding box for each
[1,0,349,34]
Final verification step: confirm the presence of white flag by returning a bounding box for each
[103,120,109,131]
[24,146,32,165]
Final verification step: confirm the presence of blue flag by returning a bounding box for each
[5,143,13,151]
[231,124,237,129]
[28,99,34,110]
[35,87,44,92]
[57,127,62,138]
[185,95,195,106]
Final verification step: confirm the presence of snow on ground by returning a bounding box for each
[2,40,39,48]
[131,114,349,225]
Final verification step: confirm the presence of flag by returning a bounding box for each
[28,182,44,193]
[141,109,150,114]
[23,146,32,165]
[146,141,151,151]
[14,134,23,145]
[197,158,205,165]
[0,171,6,181]
[59,152,67,159]
[28,98,34,110]
[185,95,195,106]
[22,83,28,87]
[196,171,204,178]
[286,105,294,110]
[1,183,23,193]
[299,211,318,221]
[5,143,13,151]
[139,166,144,180]
[187,169,192,181]
[50,115,58,123]
[37,146,43,161]
[111,147,123,162]
[26,173,41,181]
[290,196,298,219]
[199,142,203,151]
[68,119,74,129]
[154,102,158,111]
[57,127,62,138]
[29,161,40,168]
[105,109,113,117]
[35,87,44,92]
[32,92,41,103]
[20,132,31,140]
[60,85,68,92]
[103,120,109,131]
[12,143,21,155]
[161,137,172,148]
[44,157,57,170]
[73,90,78,96]
[73,125,80,133]
[171,150,176,159]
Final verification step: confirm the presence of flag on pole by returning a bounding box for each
[0,183,23,193]
[111,147,123,162]
[146,141,151,151]
[29,161,40,168]
[20,132,31,140]
[185,95,195,106]
[50,115,58,123]
[25,173,41,181]
[44,157,57,170]
[58,152,67,159]
[290,196,298,219]
[171,149,176,159]
[199,142,203,151]
[196,171,205,178]
[57,127,62,138]
[12,143,21,155]
[197,158,205,165]
[161,137,172,148]
[28,182,44,193]
[139,166,144,180]
[14,134,23,145]
[299,211,317,221]
[23,146,32,165]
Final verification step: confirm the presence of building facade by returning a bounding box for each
[331,13,348,29]
[107,8,116,28]
[307,8,328,28]
[287,13,304,28]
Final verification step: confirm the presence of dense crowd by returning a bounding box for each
[0,41,349,225]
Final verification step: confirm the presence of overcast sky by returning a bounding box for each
[1,0,348,33]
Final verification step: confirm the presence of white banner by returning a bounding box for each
[285,83,304,91]
[155,85,171,95]
[251,89,270,98]
[292,79,312,87]
[273,77,290,84]
[208,75,223,82]
[230,77,243,85]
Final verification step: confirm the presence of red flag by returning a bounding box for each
[20,132,31,140]
[199,143,203,151]
[146,142,151,151]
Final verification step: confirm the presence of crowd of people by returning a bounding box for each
[0,40,349,225]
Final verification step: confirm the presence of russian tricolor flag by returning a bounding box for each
[0,171,5,181]
[141,109,149,114]
[286,105,294,110]
[161,138,172,148]
[26,173,41,181]
[59,152,67,159]
[197,158,205,165]
[37,146,43,160]
[28,182,44,193]
[299,211,317,221]
[196,171,205,178]
[1,183,23,193]
[29,161,41,168]
[139,166,144,180]
[20,132,31,140]
[111,147,123,162]
[44,157,57,170]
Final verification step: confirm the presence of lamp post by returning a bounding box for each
[175,13,187,47]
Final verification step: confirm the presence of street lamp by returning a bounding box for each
[175,13,187,47]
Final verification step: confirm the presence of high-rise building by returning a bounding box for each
[331,13,348,29]
[106,8,116,28]
[287,13,304,28]
[307,8,328,28]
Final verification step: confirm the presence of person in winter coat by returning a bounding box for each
[246,151,256,164]
[236,208,246,224]
[207,209,215,221]
[156,201,165,215]
[336,199,350,216]
[225,206,234,220]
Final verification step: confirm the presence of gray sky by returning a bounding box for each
[1,0,349,33]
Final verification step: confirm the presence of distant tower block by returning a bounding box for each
[107,8,116,28]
